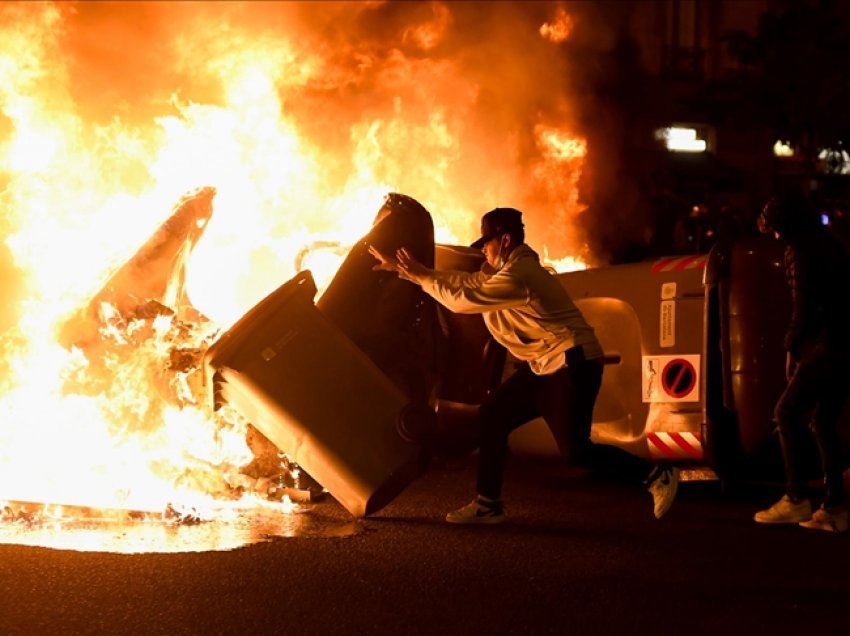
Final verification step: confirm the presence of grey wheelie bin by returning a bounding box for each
[203,271,427,517]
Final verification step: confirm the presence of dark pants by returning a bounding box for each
[476,355,652,500]
[775,343,849,507]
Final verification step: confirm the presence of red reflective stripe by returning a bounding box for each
[651,257,679,273]
[647,432,678,458]
[673,255,703,270]
[648,432,703,460]
[669,433,703,459]
[652,255,707,273]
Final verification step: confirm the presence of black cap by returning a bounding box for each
[470,207,524,249]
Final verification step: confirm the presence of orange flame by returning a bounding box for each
[0,1,588,551]
[540,6,575,44]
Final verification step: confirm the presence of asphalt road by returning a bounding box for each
[1,455,849,636]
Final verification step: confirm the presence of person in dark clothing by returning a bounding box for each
[754,190,850,533]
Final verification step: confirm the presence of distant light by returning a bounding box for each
[821,213,830,226]
[817,148,850,174]
[773,141,795,157]
[657,127,707,153]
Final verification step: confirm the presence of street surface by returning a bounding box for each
[1,455,849,635]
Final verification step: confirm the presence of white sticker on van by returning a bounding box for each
[661,282,677,299]
[660,300,675,347]
[642,354,700,403]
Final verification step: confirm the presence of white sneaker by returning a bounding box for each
[647,466,679,519]
[446,498,505,524]
[754,495,812,524]
[799,505,849,533]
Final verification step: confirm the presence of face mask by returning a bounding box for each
[492,236,507,271]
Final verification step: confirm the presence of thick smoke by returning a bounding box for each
[561,1,670,263]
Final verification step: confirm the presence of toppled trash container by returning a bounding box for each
[317,193,443,430]
[204,270,427,517]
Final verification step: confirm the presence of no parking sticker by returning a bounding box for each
[642,354,700,403]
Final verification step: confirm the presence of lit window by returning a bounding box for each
[817,148,850,174]
[773,141,795,157]
[656,127,707,152]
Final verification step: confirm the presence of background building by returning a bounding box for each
[584,0,850,259]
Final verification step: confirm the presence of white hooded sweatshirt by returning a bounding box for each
[419,244,603,375]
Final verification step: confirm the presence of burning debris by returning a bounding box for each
[1,499,204,528]
[58,186,216,355]
[53,187,323,507]
[54,187,228,446]
[0,1,597,551]
[2,503,40,527]
[4,183,431,547]
[0,186,312,548]
[1,183,474,533]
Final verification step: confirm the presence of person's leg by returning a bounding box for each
[537,358,679,518]
[798,362,850,532]
[809,371,849,508]
[773,356,823,503]
[475,364,540,500]
[755,353,822,524]
[537,359,650,481]
[798,389,850,531]
[536,359,597,464]
[447,365,540,523]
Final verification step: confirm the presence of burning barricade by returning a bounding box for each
[0,183,504,551]
[16,190,458,524]
[205,193,444,517]
[0,2,595,551]
[1,187,260,527]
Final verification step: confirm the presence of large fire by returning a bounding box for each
[0,1,588,552]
